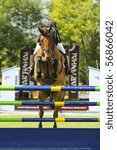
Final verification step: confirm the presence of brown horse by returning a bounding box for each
[34,27,66,128]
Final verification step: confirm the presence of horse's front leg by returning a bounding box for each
[53,106,60,128]
[37,56,42,79]
[39,105,44,128]
[52,59,58,78]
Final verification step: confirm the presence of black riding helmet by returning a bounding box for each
[44,20,57,28]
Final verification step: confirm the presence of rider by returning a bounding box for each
[29,20,71,76]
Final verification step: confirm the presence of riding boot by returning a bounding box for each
[52,59,58,78]
[37,56,42,79]
[63,54,72,75]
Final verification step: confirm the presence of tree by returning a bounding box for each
[47,0,100,84]
[0,0,43,76]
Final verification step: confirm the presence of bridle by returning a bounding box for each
[40,34,55,61]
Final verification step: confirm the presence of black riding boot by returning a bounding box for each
[63,54,72,75]
[52,59,58,78]
[37,56,42,79]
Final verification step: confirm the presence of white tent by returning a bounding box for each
[0,66,20,111]
[88,66,100,112]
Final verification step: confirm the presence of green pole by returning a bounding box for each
[0,101,22,105]
[97,118,100,122]
[0,118,22,122]
[95,86,100,91]
[0,86,15,91]
[97,102,100,106]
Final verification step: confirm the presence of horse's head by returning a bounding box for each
[38,27,55,61]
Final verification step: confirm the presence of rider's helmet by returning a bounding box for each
[44,20,57,29]
[49,20,57,28]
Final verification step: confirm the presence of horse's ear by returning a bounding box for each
[38,27,44,34]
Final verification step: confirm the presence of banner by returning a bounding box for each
[65,45,79,99]
[20,47,30,99]
[20,47,30,85]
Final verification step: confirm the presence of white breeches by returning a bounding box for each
[33,42,66,55]
[33,43,41,55]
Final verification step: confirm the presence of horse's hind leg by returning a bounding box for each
[38,105,44,128]
[53,106,60,128]
[38,91,44,128]
[38,91,49,128]
[53,91,65,128]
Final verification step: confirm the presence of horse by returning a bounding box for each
[33,27,67,128]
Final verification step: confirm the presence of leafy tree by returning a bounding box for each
[0,0,43,76]
[47,0,100,84]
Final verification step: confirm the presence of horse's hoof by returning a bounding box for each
[38,123,42,128]
[53,123,57,128]
[52,72,58,78]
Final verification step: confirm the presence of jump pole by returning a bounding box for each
[0,101,100,106]
[0,118,100,122]
[0,85,100,91]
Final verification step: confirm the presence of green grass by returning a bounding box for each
[0,113,100,128]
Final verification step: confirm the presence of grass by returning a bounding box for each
[0,113,100,128]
